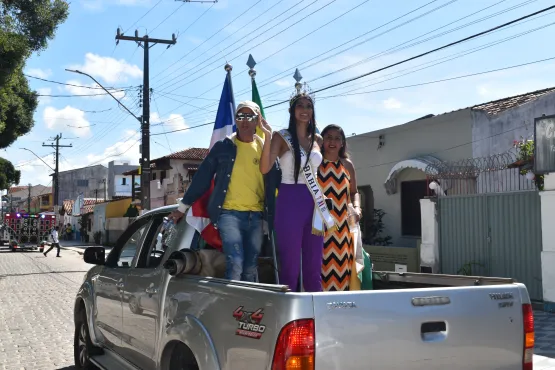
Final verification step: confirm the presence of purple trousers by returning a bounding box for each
[274,184,324,292]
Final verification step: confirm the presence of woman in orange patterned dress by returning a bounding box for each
[318,124,362,291]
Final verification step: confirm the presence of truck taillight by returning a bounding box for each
[272,319,315,370]
[522,303,534,370]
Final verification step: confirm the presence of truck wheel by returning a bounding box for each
[169,343,199,370]
[74,310,101,369]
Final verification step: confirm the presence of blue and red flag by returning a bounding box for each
[185,71,236,250]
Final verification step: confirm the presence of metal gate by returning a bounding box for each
[439,191,543,301]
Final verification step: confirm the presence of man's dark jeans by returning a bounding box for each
[44,243,60,257]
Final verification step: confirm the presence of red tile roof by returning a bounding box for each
[8,186,27,194]
[163,148,209,161]
[472,87,555,115]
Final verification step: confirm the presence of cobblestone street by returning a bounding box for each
[0,247,91,370]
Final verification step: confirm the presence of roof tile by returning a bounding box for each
[472,87,555,115]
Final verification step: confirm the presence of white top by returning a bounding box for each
[279,147,323,184]
[51,230,59,243]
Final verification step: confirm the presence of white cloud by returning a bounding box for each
[26,68,52,79]
[36,88,52,105]
[43,106,92,137]
[383,98,401,110]
[85,130,141,165]
[151,112,189,133]
[69,53,142,84]
[63,79,126,99]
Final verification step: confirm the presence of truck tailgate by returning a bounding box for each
[312,285,525,370]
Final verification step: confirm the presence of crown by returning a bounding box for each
[289,68,315,107]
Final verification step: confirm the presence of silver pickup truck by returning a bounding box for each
[73,204,535,370]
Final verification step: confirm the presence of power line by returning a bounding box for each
[319,56,555,99]
[24,74,136,90]
[258,0,532,101]
[37,92,128,97]
[150,2,186,34]
[154,0,324,91]
[151,0,265,80]
[152,0,291,84]
[265,4,555,108]
[322,18,555,97]
[123,0,163,34]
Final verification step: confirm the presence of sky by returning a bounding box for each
[4,0,555,189]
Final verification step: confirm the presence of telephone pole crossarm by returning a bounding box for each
[42,134,72,208]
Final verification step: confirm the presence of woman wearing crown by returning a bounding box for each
[259,80,335,292]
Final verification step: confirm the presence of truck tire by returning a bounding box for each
[74,309,101,369]
[169,343,199,370]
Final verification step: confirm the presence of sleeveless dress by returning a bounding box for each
[274,138,325,292]
[318,159,354,291]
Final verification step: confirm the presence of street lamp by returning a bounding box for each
[64,69,141,122]
[20,148,55,171]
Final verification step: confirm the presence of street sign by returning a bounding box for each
[534,115,555,174]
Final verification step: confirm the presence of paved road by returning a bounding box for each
[0,243,554,369]
[0,247,91,370]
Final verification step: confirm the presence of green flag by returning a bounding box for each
[252,78,266,140]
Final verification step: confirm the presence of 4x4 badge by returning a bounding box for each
[233,306,266,339]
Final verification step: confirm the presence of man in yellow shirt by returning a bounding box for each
[171,101,279,282]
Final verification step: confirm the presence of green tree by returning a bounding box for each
[0,0,69,187]
[0,157,21,190]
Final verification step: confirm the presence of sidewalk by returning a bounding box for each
[536,310,555,361]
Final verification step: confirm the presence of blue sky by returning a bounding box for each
[5,0,555,188]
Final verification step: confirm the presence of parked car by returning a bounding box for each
[73,204,535,370]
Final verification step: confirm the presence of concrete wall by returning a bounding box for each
[471,92,555,193]
[149,158,202,209]
[472,92,555,158]
[107,161,135,199]
[348,109,473,247]
[58,165,108,205]
[113,175,132,197]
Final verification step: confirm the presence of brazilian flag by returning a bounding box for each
[252,78,266,141]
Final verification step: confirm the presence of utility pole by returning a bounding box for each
[43,133,72,208]
[103,179,107,201]
[115,29,176,211]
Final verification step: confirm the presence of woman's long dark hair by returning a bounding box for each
[321,124,349,159]
[288,97,316,184]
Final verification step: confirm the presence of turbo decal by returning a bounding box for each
[233,306,266,339]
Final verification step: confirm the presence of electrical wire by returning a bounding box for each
[264,4,555,108]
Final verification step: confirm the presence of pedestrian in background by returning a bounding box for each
[44,226,61,257]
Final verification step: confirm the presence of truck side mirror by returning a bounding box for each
[84,246,105,265]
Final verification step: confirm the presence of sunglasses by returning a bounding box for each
[235,113,258,122]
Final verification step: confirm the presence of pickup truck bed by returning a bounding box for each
[76,205,534,370]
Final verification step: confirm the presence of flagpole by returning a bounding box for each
[247,54,279,285]
[225,63,236,114]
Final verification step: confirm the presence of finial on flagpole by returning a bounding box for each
[293,68,303,94]
[225,63,232,72]
[247,54,256,79]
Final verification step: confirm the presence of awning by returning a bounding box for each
[384,155,441,195]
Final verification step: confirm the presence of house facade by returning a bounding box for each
[123,147,208,209]
[56,165,108,205]
[349,109,472,248]
[107,160,137,199]
[350,87,555,249]
[6,185,53,213]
